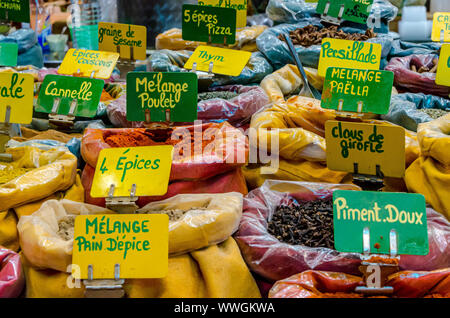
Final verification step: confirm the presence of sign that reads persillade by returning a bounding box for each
[321,67,394,114]
[333,190,428,255]
[126,72,197,122]
[0,0,30,22]
[316,0,374,25]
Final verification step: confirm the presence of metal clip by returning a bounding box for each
[323,1,331,17]
[208,61,214,74]
[48,98,76,130]
[321,1,344,25]
[352,163,385,191]
[357,101,363,113]
[165,109,171,122]
[389,229,398,258]
[116,45,136,80]
[363,227,370,256]
[440,29,445,43]
[145,109,151,123]
[3,105,11,124]
[224,36,227,45]
[84,264,125,298]
[105,183,139,213]
[337,4,345,21]
[191,62,197,73]
[90,70,96,79]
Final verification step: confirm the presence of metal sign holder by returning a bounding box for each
[116,46,136,81]
[83,263,125,298]
[321,2,345,25]
[0,106,13,161]
[105,183,138,213]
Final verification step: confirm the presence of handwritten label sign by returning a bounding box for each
[72,214,168,279]
[184,45,251,76]
[436,44,450,87]
[182,4,236,45]
[91,146,173,198]
[333,190,428,255]
[0,43,18,67]
[98,22,147,60]
[321,67,394,114]
[318,38,381,77]
[316,0,374,25]
[432,12,450,42]
[0,72,33,124]
[0,0,30,22]
[36,75,104,118]
[126,72,197,122]
[325,121,405,178]
[199,0,247,28]
[58,48,119,79]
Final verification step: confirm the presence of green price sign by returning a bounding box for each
[333,190,428,255]
[0,0,30,23]
[316,0,374,25]
[126,72,198,122]
[36,75,104,118]
[321,67,394,114]
[182,4,236,45]
[0,42,18,66]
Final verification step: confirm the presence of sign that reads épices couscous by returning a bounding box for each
[0,0,30,22]
[333,190,428,255]
[98,22,147,60]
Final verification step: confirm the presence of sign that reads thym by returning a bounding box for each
[98,22,147,60]
[0,43,18,67]
[182,4,236,45]
[198,0,247,28]
[435,44,450,87]
[432,12,450,42]
[333,190,428,255]
[36,75,104,118]
[318,38,381,77]
[90,145,174,198]
[0,0,30,23]
[316,0,374,25]
[72,214,169,279]
[126,72,198,122]
[321,67,394,114]
[325,120,405,178]
[0,72,34,124]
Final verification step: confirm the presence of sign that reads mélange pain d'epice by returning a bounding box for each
[321,67,394,114]
[333,190,428,255]
[98,22,147,60]
[0,0,30,22]
[126,72,198,122]
[318,38,381,77]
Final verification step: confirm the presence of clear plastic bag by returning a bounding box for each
[389,40,442,58]
[0,247,24,298]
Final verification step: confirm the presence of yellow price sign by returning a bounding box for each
[0,72,34,124]
[436,44,450,87]
[432,12,450,42]
[98,22,147,60]
[198,0,247,28]
[318,38,382,77]
[90,145,174,198]
[58,48,119,79]
[184,45,251,76]
[72,214,169,279]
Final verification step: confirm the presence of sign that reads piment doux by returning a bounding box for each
[199,0,247,28]
[333,190,428,255]
[184,45,251,76]
[126,72,197,122]
[36,75,104,118]
[58,48,119,79]
[318,38,381,77]
[432,12,450,42]
[435,44,450,87]
[0,0,30,23]
[325,120,405,178]
[321,67,394,114]
[0,72,33,124]
[72,214,169,279]
[182,4,236,45]
[316,0,374,25]
[98,22,147,60]
[91,146,174,198]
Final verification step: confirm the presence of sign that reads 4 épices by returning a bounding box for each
[126,72,198,122]
[321,67,394,114]
[316,0,374,25]
[182,4,236,45]
[333,190,428,255]
[0,0,30,22]
[0,72,34,124]
[98,22,147,60]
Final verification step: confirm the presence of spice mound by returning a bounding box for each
[280,25,377,47]
[0,164,32,184]
[57,215,76,241]
[418,108,449,120]
[198,91,239,101]
[145,207,208,221]
[267,198,334,248]
[365,256,399,265]
[104,129,177,148]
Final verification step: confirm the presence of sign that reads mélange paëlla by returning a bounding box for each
[0,72,34,124]
[36,75,104,118]
[318,38,381,77]
[435,44,450,87]
[325,120,405,178]
[199,0,247,28]
[72,214,169,279]
[98,22,147,60]
[182,4,236,45]
[321,67,394,114]
[90,145,174,198]
[0,0,30,23]
[432,12,450,42]
[333,190,428,255]
[126,72,198,122]
[316,0,374,25]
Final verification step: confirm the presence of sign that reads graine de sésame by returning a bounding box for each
[321,67,394,114]
[316,0,374,25]
[98,22,147,60]
[126,72,197,122]
[333,190,428,255]
[0,0,30,22]
[325,120,405,178]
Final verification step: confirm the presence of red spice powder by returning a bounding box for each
[366,256,399,265]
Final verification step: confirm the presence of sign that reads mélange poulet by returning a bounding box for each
[72,214,169,279]
[0,72,34,124]
[198,0,247,28]
[36,75,104,118]
[325,120,405,178]
[98,22,147,60]
[321,67,394,114]
[316,0,374,25]
[333,190,428,255]
[182,4,236,45]
[0,0,30,22]
[126,72,198,122]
